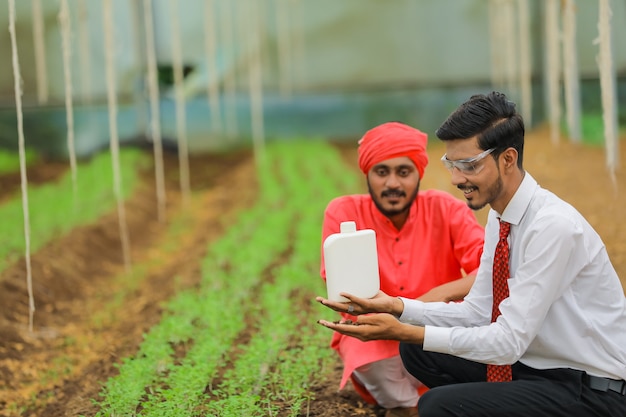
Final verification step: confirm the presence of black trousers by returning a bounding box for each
[399,342,626,417]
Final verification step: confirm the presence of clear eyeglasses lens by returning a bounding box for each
[440,148,495,175]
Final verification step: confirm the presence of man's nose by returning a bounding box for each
[449,167,467,186]
[385,174,401,188]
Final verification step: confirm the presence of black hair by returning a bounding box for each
[435,91,525,169]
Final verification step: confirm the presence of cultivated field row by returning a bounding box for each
[90,141,359,416]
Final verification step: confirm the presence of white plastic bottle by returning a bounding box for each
[323,221,380,302]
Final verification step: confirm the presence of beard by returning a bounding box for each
[464,175,503,211]
[368,182,420,218]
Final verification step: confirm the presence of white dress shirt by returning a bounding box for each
[399,173,626,381]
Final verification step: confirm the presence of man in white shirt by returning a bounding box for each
[316,91,626,416]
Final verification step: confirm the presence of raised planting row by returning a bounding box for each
[94,139,361,417]
[0,148,148,274]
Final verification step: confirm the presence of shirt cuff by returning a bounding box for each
[398,297,425,324]
[422,325,452,354]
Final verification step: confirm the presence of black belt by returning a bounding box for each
[587,375,626,395]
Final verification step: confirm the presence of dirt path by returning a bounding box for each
[0,130,625,417]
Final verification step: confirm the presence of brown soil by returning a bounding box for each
[0,128,625,417]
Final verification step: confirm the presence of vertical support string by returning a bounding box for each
[8,0,35,332]
[488,0,505,90]
[247,0,266,169]
[102,0,132,273]
[221,1,238,137]
[77,0,92,103]
[169,0,191,205]
[502,0,517,96]
[595,0,619,185]
[517,0,533,126]
[31,0,48,104]
[59,0,78,198]
[275,0,293,98]
[562,0,582,142]
[203,0,223,133]
[143,0,167,222]
[291,0,306,88]
[544,0,562,145]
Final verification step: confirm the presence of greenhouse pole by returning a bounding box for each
[59,0,78,197]
[544,0,561,144]
[562,0,582,142]
[9,0,35,332]
[102,0,132,273]
[203,0,223,133]
[517,0,533,126]
[169,0,191,205]
[596,0,619,179]
[143,0,167,222]
[31,0,48,104]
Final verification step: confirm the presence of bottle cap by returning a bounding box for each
[340,221,357,233]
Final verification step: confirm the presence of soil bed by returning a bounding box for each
[0,129,625,417]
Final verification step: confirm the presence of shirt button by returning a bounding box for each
[395,237,399,242]
[398,261,403,265]
[400,286,404,291]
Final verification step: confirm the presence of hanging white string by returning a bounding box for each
[502,0,517,96]
[169,0,191,205]
[488,0,506,90]
[246,0,266,168]
[221,1,239,137]
[31,0,48,104]
[77,0,92,104]
[275,0,293,98]
[102,0,132,273]
[203,0,223,133]
[291,0,306,88]
[59,0,78,198]
[517,0,533,126]
[544,0,561,145]
[595,0,619,186]
[143,0,167,222]
[562,0,582,142]
[8,0,35,332]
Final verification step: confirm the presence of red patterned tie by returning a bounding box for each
[486,219,513,382]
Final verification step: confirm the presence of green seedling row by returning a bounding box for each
[94,140,361,416]
[95,159,299,415]
[202,141,354,416]
[0,149,148,274]
[0,147,37,175]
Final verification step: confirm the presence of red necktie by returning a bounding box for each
[486,219,513,382]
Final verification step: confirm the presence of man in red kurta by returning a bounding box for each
[320,122,484,417]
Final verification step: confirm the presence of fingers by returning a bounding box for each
[316,295,359,315]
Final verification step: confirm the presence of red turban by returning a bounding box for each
[357,122,429,178]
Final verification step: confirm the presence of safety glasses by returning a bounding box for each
[440,148,495,175]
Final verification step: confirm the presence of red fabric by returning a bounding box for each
[320,190,485,391]
[357,122,429,178]
[350,375,430,405]
[487,220,513,382]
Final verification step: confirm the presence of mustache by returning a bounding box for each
[381,190,406,198]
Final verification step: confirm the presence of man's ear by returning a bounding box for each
[501,147,518,171]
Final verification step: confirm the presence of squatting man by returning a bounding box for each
[316,91,626,417]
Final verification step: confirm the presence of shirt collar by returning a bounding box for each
[496,172,537,226]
